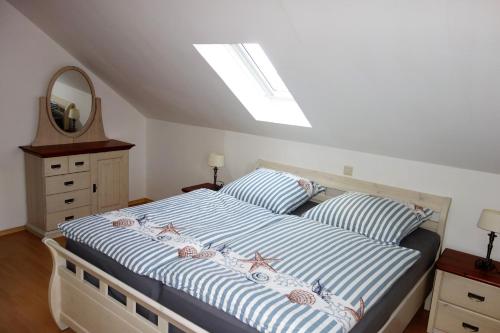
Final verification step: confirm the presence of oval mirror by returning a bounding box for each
[46,67,95,136]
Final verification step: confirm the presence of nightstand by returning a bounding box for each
[428,248,500,333]
[181,182,222,193]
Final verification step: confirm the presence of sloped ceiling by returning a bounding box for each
[8,0,500,173]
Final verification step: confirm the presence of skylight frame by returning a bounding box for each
[194,43,311,127]
[233,44,289,99]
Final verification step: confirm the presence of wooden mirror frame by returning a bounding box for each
[31,66,107,146]
[45,66,96,138]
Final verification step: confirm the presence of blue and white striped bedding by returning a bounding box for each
[61,189,282,275]
[220,168,325,214]
[60,189,420,333]
[304,192,433,245]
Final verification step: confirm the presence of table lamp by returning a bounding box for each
[208,153,224,185]
[475,209,500,271]
[67,104,80,132]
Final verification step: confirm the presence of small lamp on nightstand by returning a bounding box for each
[475,209,500,271]
[208,153,224,186]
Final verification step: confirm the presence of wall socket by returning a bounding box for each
[343,165,354,176]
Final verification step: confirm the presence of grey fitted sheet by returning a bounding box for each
[65,202,440,333]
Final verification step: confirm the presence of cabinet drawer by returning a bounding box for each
[435,301,500,333]
[46,206,91,231]
[46,189,90,213]
[45,172,90,195]
[44,157,68,176]
[440,272,500,319]
[69,154,90,173]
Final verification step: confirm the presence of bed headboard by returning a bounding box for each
[256,159,452,247]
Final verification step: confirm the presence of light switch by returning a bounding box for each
[344,165,353,176]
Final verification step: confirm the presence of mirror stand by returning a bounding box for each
[32,95,107,146]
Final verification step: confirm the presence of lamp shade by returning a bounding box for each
[67,105,80,120]
[208,153,224,168]
[478,209,500,233]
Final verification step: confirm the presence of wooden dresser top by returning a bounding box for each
[437,248,500,288]
[20,140,134,158]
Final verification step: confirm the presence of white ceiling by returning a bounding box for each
[8,0,500,173]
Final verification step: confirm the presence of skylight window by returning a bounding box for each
[194,43,311,127]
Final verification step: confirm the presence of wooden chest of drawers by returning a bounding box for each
[21,140,134,237]
[428,249,500,333]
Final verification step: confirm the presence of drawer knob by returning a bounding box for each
[65,216,74,221]
[64,181,74,186]
[51,164,61,169]
[467,292,485,302]
[64,198,74,204]
[462,322,479,332]
[75,161,85,166]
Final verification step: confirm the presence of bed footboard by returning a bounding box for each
[43,238,207,333]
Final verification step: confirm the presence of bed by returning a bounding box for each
[43,160,451,333]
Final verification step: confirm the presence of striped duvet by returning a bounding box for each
[61,189,281,275]
[60,189,420,333]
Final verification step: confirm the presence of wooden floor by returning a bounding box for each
[0,230,429,333]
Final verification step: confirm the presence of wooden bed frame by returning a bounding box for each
[44,159,451,333]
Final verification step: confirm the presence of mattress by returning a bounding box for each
[64,195,439,333]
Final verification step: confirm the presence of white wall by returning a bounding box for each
[9,0,500,175]
[0,0,146,231]
[146,120,225,199]
[146,119,500,261]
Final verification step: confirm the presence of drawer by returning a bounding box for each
[435,301,500,333]
[45,172,90,195]
[440,272,500,319]
[68,154,90,173]
[46,189,90,213]
[46,206,91,231]
[44,157,68,176]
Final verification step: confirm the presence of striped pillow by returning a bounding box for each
[303,192,433,244]
[220,168,325,214]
